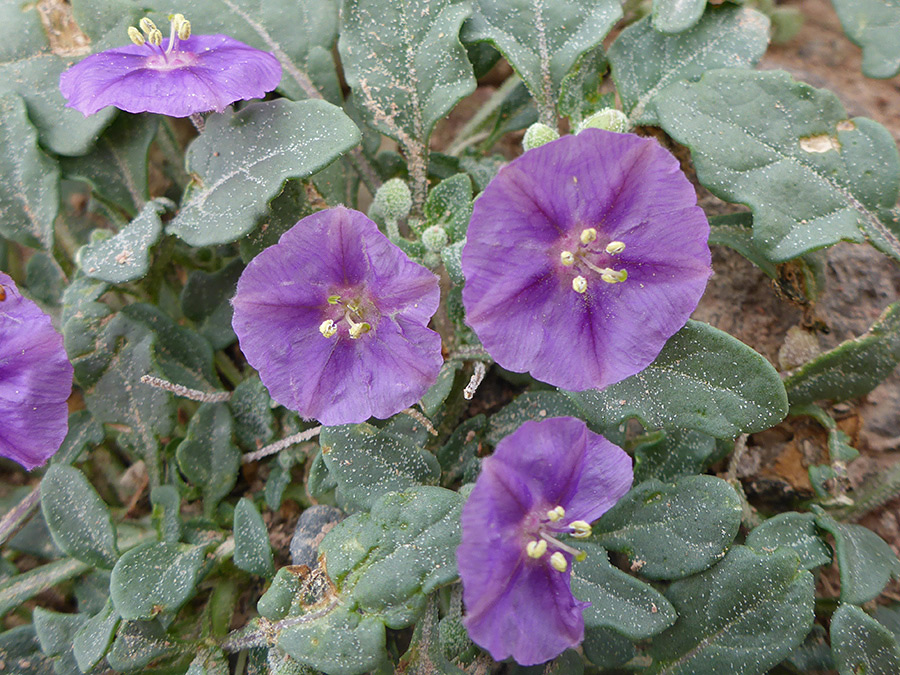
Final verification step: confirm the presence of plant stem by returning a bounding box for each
[447,75,520,156]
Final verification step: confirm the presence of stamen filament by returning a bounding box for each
[540,532,584,560]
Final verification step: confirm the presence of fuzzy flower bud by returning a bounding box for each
[373,178,412,224]
[522,122,559,151]
[422,224,449,253]
[579,108,629,134]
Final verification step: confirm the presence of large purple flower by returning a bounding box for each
[0,273,73,470]
[457,416,633,665]
[461,129,711,391]
[59,15,281,118]
[232,207,443,426]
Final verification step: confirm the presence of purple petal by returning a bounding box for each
[59,35,282,117]
[232,207,443,426]
[0,273,72,470]
[461,129,711,391]
[457,417,632,664]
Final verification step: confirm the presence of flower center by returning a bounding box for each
[318,291,377,341]
[558,227,628,295]
[522,504,592,573]
[128,13,196,70]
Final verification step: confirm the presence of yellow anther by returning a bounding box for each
[139,17,158,35]
[127,26,145,46]
[547,506,566,522]
[178,20,191,40]
[319,320,337,338]
[560,251,575,266]
[526,540,548,559]
[601,269,628,284]
[147,28,163,46]
[349,321,371,339]
[327,295,341,305]
[550,552,568,572]
[605,240,626,255]
[580,227,597,245]
[169,13,186,29]
[572,276,587,294]
[570,520,592,539]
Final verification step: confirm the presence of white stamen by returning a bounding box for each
[572,276,587,294]
[580,228,597,245]
[526,540,548,559]
[550,552,567,572]
[547,506,566,522]
[560,251,575,266]
[570,520,592,538]
[601,269,628,284]
[349,321,371,339]
[605,241,626,255]
[319,320,337,338]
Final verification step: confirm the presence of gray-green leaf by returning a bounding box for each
[566,321,788,439]
[816,514,900,605]
[319,423,441,512]
[110,542,207,620]
[72,598,120,672]
[594,476,742,580]
[40,465,119,569]
[652,0,707,33]
[167,99,359,246]
[572,542,677,639]
[831,603,900,675]
[463,0,621,123]
[0,93,59,250]
[320,486,463,629]
[785,301,900,406]
[648,546,815,675]
[233,498,275,577]
[609,6,770,126]
[830,0,900,78]
[655,68,900,262]
[745,512,832,570]
[78,200,166,284]
[340,0,475,163]
[176,403,241,517]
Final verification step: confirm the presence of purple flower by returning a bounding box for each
[0,273,73,470]
[461,129,711,391]
[59,15,281,118]
[457,416,633,665]
[232,207,443,426]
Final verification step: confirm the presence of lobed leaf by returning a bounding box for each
[785,301,900,406]
[655,68,900,262]
[572,542,677,640]
[745,512,832,570]
[110,542,207,620]
[593,476,742,580]
[40,465,119,570]
[831,603,900,675]
[567,321,788,439]
[167,99,360,246]
[0,93,59,250]
[462,0,621,122]
[319,423,441,512]
[648,546,815,675]
[830,0,900,78]
[609,6,770,126]
[816,514,900,605]
[78,200,166,284]
[319,486,463,629]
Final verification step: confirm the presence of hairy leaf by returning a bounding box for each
[609,7,770,126]
[655,69,900,262]
[830,0,900,78]
[831,603,900,675]
[567,321,788,439]
[78,200,166,284]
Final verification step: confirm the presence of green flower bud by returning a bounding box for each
[522,122,559,151]
[372,178,412,224]
[579,108,629,134]
[422,224,449,253]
